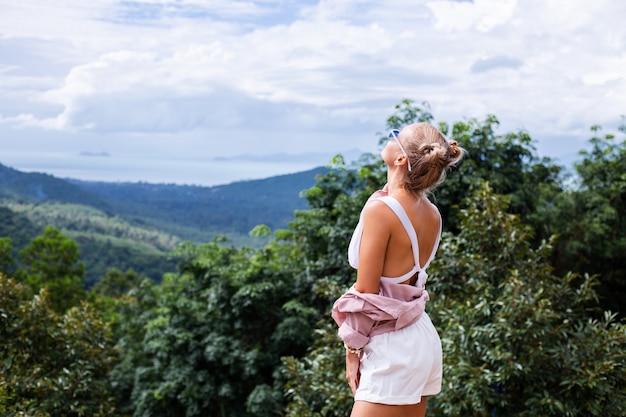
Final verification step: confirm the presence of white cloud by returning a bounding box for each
[0,0,625,183]
[426,0,516,32]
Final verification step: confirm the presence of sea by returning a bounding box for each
[1,149,366,187]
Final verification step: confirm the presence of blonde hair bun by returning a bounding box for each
[400,123,465,195]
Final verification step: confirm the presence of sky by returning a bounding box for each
[0,0,625,186]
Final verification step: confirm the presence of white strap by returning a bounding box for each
[377,197,421,269]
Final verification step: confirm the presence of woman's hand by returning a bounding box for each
[345,350,361,395]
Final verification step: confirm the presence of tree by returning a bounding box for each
[428,183,626,416]
[0,237,14,275]
[18,226,86,311]
[91,270,159,416]
[540,121,626,315]
[91,267,146,299]
[109,238,318,417]
[0,275,118,416]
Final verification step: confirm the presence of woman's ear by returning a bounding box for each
[394,154,407,168]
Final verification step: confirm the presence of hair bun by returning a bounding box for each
[400,122,465,196]
[449,141,460,158]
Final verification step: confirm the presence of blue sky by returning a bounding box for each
[1,0,625,185]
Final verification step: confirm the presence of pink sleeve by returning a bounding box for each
[331,293,378,349]
[337,312,375,349]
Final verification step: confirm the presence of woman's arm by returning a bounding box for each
[346,347,361,395]
[354,200,392,294]
[345,199,392,394]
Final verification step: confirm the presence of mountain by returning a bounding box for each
[67,166,328,241]
[0,162,328,284]
[0,163,109,209]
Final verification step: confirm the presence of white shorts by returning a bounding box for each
[354,312,442,405]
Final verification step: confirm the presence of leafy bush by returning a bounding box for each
[428,184,626,416]
[108,239,318,417]
[0,275,118,417]
[18,226,86,312]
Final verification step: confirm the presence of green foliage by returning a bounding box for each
[90,270,159,416]
[384,98,435,129]
[0,206,40,270]
[428,183,626,416]
[0,165,323,288]
[10,202,180,251]
[282,323,353,417]
[437,115,563,232]
[7,202,178,285]
[378,101,626,319]
[0,237,14,275]
[540,121,626,315]
[108,238,317,417]
[18,226,86,312]
[290,153,386,297]
[0,275,118,416]
[249,224,272,238]
[91,268,147,299]
[70,233,176,286]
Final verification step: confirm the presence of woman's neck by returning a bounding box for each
[386,169,407,196]
[386,171,424,202]
[386,182,404,196]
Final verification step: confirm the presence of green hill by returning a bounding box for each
[0,162,327,284]
[0,163,108,208]
[67,166,327,242]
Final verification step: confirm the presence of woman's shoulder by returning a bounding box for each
[362,197,395,218]
[360,198,398,230]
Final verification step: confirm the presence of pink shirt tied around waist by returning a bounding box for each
[331,192,441,349]
[332,281,429,349]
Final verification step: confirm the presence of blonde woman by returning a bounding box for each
[332,123,464,417]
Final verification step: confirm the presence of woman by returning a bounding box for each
[332,122,464,417]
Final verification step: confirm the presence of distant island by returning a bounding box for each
[79,151,111,157]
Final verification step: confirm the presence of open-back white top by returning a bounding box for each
[348,195,442,289]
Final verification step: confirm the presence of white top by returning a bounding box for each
[348,195,442,289]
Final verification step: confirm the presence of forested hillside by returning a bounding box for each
[0,163,109,209]
[68,166,327,241]
[0,163,326,284]
[2,101,625,417]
